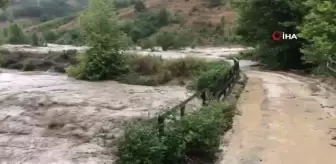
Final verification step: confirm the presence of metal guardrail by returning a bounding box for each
[157,58,240,136]
[327,55,336,73]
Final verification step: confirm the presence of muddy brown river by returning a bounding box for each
[0,45,253,163]
[0,69,202,163]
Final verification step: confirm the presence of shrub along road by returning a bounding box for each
[218,70,336,164]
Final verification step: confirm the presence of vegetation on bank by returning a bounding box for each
[235,0,336,75]
[63,2,237,162]
[117,55,239,164]
[120,55,230,86]
[65,0,129,80]
[65,0,231,84]
[0,0,239,163]
[68,51,230,86]
[118,101,234,164]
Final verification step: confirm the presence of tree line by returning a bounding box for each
[0,0,86,22]
[236,0,336,74]
[0,22,83,46]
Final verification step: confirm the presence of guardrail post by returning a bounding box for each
[158,115,164,136]
[180,105,185,117]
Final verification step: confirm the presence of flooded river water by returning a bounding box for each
[0,45,255,163]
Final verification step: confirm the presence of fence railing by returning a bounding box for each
[327,55,336,74]
[157,58,241,136]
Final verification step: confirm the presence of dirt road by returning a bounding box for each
[219,70,336,164]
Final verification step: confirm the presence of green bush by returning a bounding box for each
[170,29,195,49]
[299,0,336,73]
[177,101,233,159]
[30,33,41,46]
[67,0,129,80]
[155,31,175,51]
[118,101,234,164]
[139,38,156,49]
[126,54,164,75]
[134,0,146,12]
[119,54,170,86]
[117,55,234,163]
[118,54,230,86]
[7,23,28,44]
[235,0,306,69]
[121,16,158,43]
[121,9,172,43]
[51,29,85,45]
[196,62,229,93]
[65,53,88,79]
[82,49,129,80]
[152,29,194,50]
[165,57,209,77]
[43,30,57,42]
[157,8,171,27]
[117,122,166,164]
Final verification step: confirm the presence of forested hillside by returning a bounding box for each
[0,0,236,46]
[0,0,87,21]
[236,0,336,75]
[0,0,335,76]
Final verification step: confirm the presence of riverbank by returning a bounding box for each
[0,44,258,73]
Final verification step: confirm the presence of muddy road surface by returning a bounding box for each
[0,69,201,163]
[219,70,336,164]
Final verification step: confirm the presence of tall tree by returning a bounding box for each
[235,0,307,69]
[7,23,27,44]
[299,0,336,72]
[77,0,128,80]
[157,8,170,27]
[31,32,40,46]
[0,0,9,44]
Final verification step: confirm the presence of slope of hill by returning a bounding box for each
[0,0,87,26]
[1,0,237,47]
[22,0,235,30]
